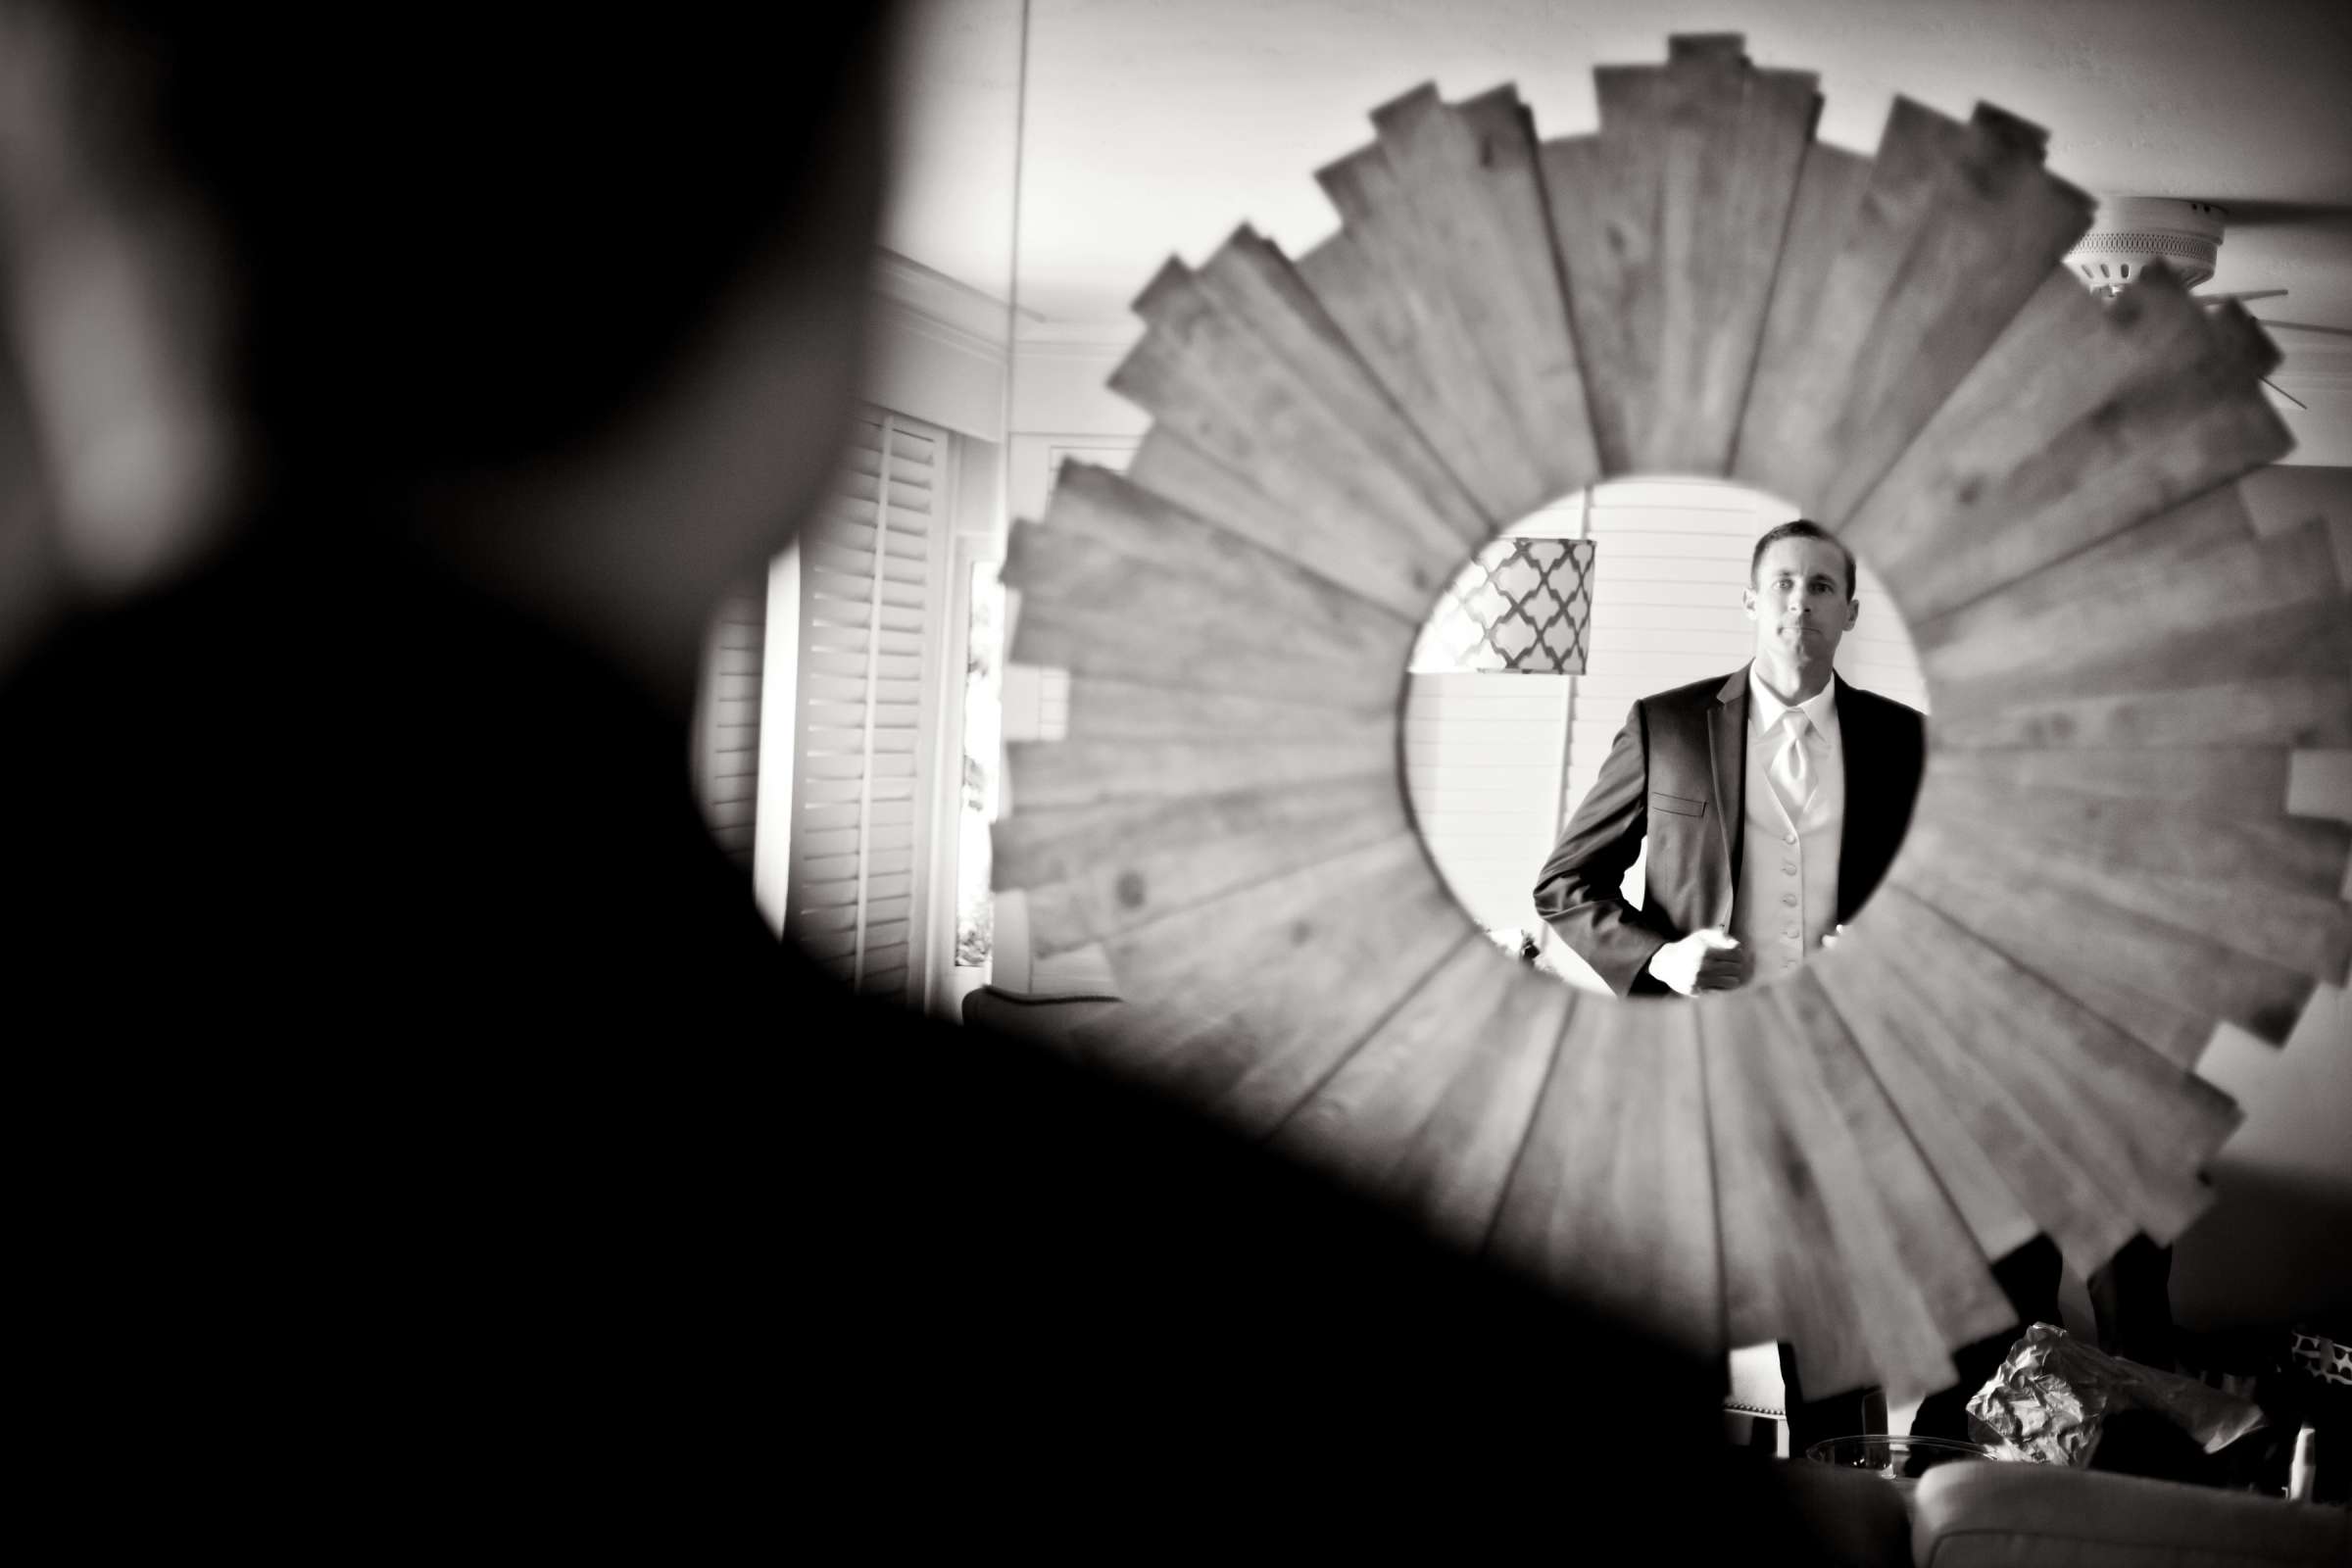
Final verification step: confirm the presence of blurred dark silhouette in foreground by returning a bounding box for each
[0,5,1838,1550]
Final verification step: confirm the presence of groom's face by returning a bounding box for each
[1743,537,1857,664]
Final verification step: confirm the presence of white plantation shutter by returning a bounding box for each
[786,409,949,1004]
[693,580,767,870]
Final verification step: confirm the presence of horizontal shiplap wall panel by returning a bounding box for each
[1404,671,1571,936]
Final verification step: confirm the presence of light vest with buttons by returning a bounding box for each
[1730,667,1843,980]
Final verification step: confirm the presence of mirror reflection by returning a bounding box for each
[1402,480,1930,996]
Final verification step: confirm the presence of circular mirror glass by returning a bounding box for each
[1402,479,1929,997]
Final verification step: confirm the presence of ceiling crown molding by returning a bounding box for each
[870,248,1023,359]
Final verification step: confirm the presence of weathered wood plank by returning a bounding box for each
[1649,46,1820,477]
[1124,425,1446,623]
[1923,745,2292,809]
[1379,962,1582,1263]
[1928,675,2352,752]
[1894,816,2320,1045]
[1037,459,1421,633]
[1919,518,2344,692]
[1733,138,1872,494]
[1776,972,2019,1379]
[1002,775,1410,954]
[1273,939,1538,1173]
[1737,99,2094,521]
[1276,945,1571,1260]
[1004,731,1392,812]
[1484,996,1724,1357]
[1700,988,1885,1398]
[1058,676,1398,742]
[1115,259,1482,578]
[995,774,1402,890]
[1860,886,2238,1247]
[1721,983,1960,1402]
[1837,264,2104,569]
[1203,926,1492,1145]
[1908,483,2257,652]
[1917,773,2352,901]
[1368,82,1597,503]
[1310,143,1562,520]
[1849,270,2290,621]
[1809,943,2070,1264]
[1004,503,1416,708]
[1818,913,2150,1266]
[1544,35,1819,474]
[1095,834,1470,1122]
[1186,231,1492,555]
[1005,602,1396,710]
[1930,592,2352,714]
[1907,789,2352,984]
[1539,124,1652,473]
[1294,223,1537,524]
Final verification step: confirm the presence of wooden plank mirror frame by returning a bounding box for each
[991,35,2351,1403]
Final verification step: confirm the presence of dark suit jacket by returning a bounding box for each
[1532,665,1926,996]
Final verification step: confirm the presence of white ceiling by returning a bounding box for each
[882,0,2352,449]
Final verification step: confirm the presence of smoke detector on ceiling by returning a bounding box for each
[2066,196,2227,297]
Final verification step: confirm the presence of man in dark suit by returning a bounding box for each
[1534,520,1925,1000]
[1532,518,1924,1450]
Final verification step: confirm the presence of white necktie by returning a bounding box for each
[1770,711,1815,820]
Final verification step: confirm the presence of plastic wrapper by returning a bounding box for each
[1965,1323,2269,1467]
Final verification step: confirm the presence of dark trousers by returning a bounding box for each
[1776,1339,1881,1458]
[2084,1233,2177,1370]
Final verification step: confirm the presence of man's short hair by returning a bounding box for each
[1749,520,1855,600]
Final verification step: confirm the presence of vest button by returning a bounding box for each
[1783,861,1797,876]
[1782,830,1797,845]
[1781,893,1797,906]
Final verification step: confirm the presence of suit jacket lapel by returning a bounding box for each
[1833,674,1875,918]
[1708,666,1748,906]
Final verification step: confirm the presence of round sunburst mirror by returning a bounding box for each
[990,35,2350,1402]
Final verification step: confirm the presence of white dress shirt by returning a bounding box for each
[1730,667,1844,982]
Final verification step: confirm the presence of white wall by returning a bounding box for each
[1403,671,1573,937]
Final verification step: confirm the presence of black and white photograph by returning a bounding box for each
[2,1,2347,1556]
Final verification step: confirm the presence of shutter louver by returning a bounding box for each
[786,410,944,1004]
[695,581,767,869]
